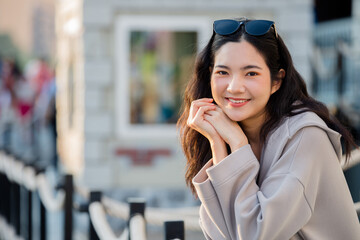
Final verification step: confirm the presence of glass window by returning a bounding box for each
[115,16,211,139]
[129,31,197,124]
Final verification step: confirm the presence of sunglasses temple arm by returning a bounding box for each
[273,24,279,39]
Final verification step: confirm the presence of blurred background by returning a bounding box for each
[0,0,360,239]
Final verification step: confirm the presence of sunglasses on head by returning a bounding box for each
[213,19,277,38]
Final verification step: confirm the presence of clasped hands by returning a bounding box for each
[187,98,248,164]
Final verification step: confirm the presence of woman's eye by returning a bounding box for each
[216,71,228,75]
[246,72,258,77]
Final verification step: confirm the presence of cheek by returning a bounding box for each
[210,77,219,96]
[210,79,221,102]
[210,84,219,102]
[211,77,227,93]
[246,80,272,100]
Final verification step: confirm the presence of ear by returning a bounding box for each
[209,66,213,73]
[271,69,285,94]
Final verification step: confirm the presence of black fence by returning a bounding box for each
[0,149,197,240]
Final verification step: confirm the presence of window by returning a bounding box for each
[115,15,211,139]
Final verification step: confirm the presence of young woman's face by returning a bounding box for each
[210,40,281,125]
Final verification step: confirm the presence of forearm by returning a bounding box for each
[210,138,227,165]
[228,137,248,153]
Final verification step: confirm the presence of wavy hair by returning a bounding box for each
[177,18,356,194]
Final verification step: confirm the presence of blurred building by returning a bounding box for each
[313,0,360,107]
[313,0,360,207]
[0,0,55,62]
[55,0,314,194]
[312,0,360,142]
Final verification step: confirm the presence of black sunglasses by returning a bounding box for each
[213,19,278,38]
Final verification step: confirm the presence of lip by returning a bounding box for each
[225,97,250,107]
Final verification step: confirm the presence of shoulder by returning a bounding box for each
[266,111,342,159]
[273,111,336,139]
[286,111,327,135]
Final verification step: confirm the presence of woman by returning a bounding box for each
[177,18,360,239]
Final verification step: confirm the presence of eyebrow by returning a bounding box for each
[214,64,263,70]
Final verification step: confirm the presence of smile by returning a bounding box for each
[225,97,251,107]
[226,98,250,104]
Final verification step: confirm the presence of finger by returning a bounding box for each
[191,98,214,109]
[204,114,213,122]
[188,105,216,127]
[191,99,215,109]
[203,109,218,116]
[192,105,217,125]
[204,113,218,125]
[194,98,213,103]
[189,100,215,118]
[188,107,218,137]
[192,101,215,110]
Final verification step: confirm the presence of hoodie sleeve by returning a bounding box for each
[193,127,337,240]
[193,159,232,239]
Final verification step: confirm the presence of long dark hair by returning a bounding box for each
[177,18,356,194]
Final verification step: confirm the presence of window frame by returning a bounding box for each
[115,15,211,139]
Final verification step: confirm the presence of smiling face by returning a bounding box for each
[210,40,281,127]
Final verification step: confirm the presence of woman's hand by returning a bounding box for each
[187,98,221,143]
[187,98,227,164]
[204,106,249,153]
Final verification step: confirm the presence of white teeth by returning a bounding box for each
[228,99,248,103]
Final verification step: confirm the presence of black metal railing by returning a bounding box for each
[0,148,199,240]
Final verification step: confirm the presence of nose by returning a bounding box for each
[226,75,246,93]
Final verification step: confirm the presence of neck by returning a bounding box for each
[241,114,267,145]
[242,123,260,145]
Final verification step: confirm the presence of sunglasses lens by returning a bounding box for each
[214,19,241,35]
[245,20,274,36]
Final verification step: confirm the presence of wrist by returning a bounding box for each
[230,138,248,153]
[209,138,227,165]
[209,137,226,152]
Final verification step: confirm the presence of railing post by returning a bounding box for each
[0,170,3,218]
[0,153,5,217]
[128,198,146,240]
[8,164,22,238]
[22,157,36,240]
[34,163,47,240]
[39,195,46,240]
[28,185,33,240]
[164,221,185,240]
[14,179,21,238]
[9,156,16,235]
[18,156,32,239]
[0,158,6,235]
[3,159,11,234]
[64,174,73,240]
[89,191,102,240]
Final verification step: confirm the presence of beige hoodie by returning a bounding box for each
[193,111,360,240]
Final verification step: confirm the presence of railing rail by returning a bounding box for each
[0,149,200,240]
[1,147,359,240]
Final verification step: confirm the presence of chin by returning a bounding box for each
[224,111,246,122]
[230,117,246,122]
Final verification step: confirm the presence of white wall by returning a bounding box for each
[57,0,314,190]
